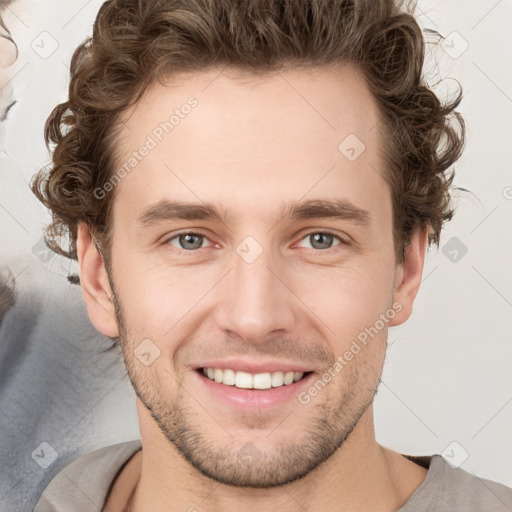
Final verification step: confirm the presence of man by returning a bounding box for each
[31,0,512,510]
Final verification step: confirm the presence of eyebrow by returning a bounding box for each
[136,198,371,227]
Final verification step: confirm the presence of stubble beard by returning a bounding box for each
[112,290,383,488]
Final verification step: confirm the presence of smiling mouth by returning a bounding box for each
[198,368,313,390]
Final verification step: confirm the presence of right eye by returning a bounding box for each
[165,231,215,252]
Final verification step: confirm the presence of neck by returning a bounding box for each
[117,404,427,512]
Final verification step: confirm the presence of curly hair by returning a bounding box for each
[31,0,465,282]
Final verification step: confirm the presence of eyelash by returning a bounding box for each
[164,229,347,255]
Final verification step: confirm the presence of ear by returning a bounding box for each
[76,222,119,337]
[389,227,429,327]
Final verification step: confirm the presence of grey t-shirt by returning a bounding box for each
[34,440,512,511]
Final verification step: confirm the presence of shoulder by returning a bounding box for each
[400,454,512,511]
[34,439,142,512]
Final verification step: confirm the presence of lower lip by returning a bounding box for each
[195,370,314,410]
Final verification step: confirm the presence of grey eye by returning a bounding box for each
[298,232,342,250]
[170,233,205,251]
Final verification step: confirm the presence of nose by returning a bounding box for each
[213,240,296,345]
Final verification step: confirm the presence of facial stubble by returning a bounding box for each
[110,283,385,488]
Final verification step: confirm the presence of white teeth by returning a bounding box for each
[235,371,253,389]
[223,368,236,386]
[283,372,295,385]
[253,373,272,389]
[271,371,284,387]
[202,368,305,389]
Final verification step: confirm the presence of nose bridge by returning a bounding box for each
[214,236,295,342]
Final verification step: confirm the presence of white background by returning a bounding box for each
[0,0,511,505]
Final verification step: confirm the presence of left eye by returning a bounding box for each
[168,232,212,251]
[296,232,343,251]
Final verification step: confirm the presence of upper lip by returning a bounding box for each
[193,358,313,374]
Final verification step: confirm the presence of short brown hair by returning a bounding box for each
[31,0,465,280]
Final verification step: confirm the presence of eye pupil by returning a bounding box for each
[179,233,203,250]
[310,233,334,250]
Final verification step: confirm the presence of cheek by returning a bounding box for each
[113,257,215,339]
[289,258,396,341]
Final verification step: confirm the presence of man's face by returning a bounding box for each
[102,65,402,487]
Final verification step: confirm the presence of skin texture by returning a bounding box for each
[78,64,429,511]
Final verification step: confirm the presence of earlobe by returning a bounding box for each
[76,222,119,338]
[389,227,429,327]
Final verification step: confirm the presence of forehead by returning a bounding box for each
[112,64,387,223]
[119,64,381,151]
